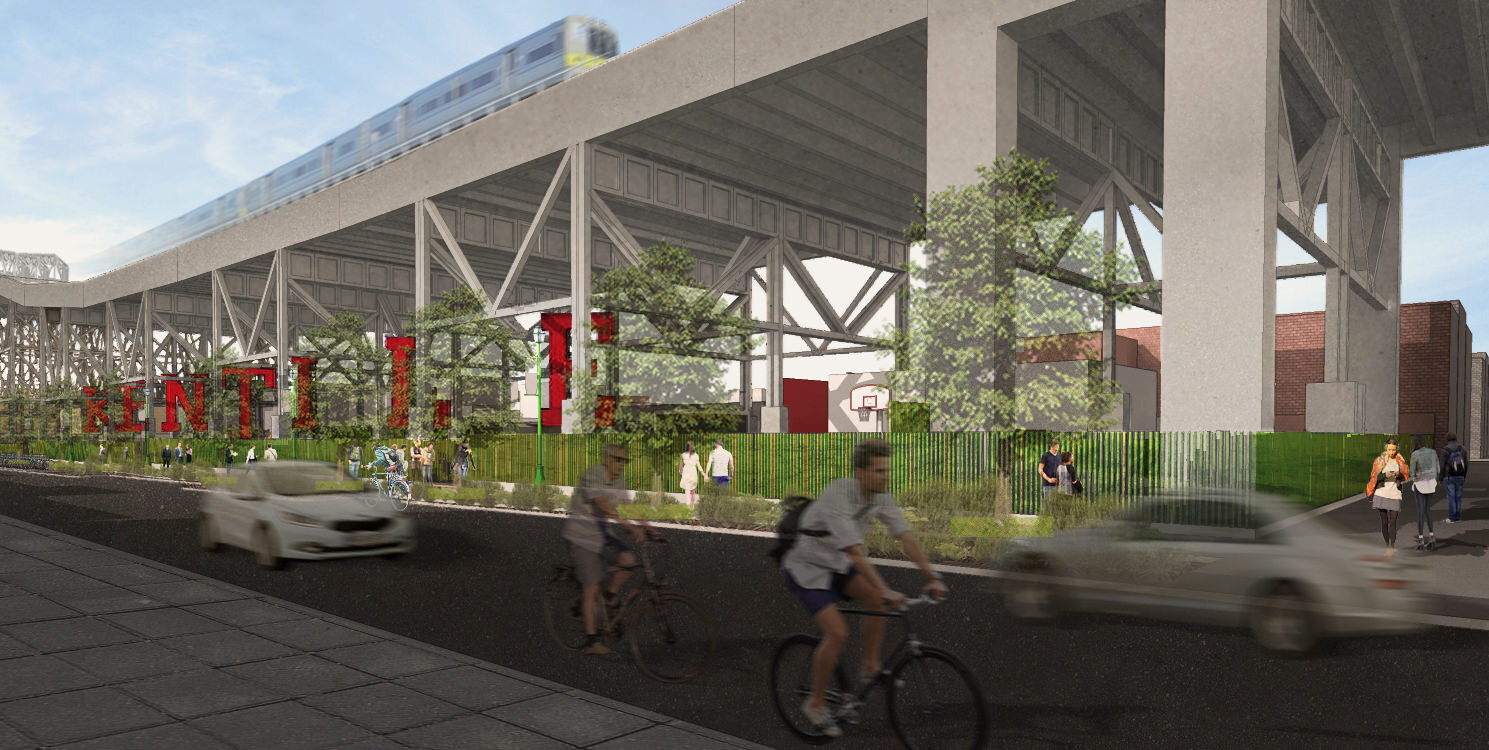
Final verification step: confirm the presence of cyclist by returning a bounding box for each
[363,446,408,494]
[562,443,660,655]
[780,439,948,737]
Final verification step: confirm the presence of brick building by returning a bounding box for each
[1019,301,1480,456]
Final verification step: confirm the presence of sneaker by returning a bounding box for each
[800,698,842,738]
[1445,518,1457,524]
[583,640,612,656]
[1385,548,1396,557]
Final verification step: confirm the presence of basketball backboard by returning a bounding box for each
[850,384,891,411]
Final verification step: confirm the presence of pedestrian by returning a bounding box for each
[1440,432,1470,523]
[419,441,433,484]
[1038,438,1061,501]
[1409,435,1438,551]
[455,441,473,484]
[707,439,735,487]
[161,444,171,469]
[1366,438,1409,556]
[185,445,193,464]
[225,445,237,474]
[679,441,701,506]
[98,442,105,459]
[348,444,361,479]
[1056,451,1074,495]
[264,443,278,461]
[246,445,257,464]
[174,442,183,465]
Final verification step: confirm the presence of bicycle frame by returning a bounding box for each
[822,597,939,718]
[598,539,667,630]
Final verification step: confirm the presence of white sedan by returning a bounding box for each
[198,460,416,569]
[995,488,1430,655]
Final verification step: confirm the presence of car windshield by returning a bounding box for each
[261,465,362,496]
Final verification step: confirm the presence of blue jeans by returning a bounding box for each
[1445,476,1465,521]
[348,462,359,479]
[1414,485,1435,536]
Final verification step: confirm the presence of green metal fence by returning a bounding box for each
[27,430,1419,513]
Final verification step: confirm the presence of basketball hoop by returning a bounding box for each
[858,407,871,422]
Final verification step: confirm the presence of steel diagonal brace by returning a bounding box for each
[491,147,573,316]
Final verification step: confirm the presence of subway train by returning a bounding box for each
[103,16,619,275]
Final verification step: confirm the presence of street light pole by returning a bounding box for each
[531,328,547,485]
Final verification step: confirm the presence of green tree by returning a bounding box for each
[298,311,388,474]
[882,151,1147,513]
[405,286,528,440]
[567,241,758,483]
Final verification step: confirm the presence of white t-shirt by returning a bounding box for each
[707,448,733,477]
[782,478,912,590]
[264,446,278,461]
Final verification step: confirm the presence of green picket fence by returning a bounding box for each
[26,430,1420,514]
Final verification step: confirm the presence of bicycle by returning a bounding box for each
[770,595,988,749]
[544,536,716,683]
[365,470,410,511]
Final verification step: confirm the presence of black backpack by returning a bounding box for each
[1447,447,1467,476]
[768,495,829,565]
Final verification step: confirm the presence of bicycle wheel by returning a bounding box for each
[544,568,589,651]
[769,634,849,745]
[391,479,410,511]
[627,592,715,683]
[887,646,988,750]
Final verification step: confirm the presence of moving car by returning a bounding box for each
[996,488,1429,655]
[198,461,415,570]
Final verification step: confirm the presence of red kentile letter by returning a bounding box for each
[161,375,209,432]
[83,387,109,433]
[291,357,318,430]
[221,367,276,439]
[116,385,144,433]
[385,337,415,430]
[434,399,451,429]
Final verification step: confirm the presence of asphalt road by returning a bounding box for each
[4,468,1489,749]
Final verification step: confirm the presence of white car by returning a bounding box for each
[198,460,416,570]
[996,488,1430,655]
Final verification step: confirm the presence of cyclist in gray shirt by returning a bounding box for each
[781,439,947,737]
[562,444,659,655]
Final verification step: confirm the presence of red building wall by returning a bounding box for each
[783,378,829,433]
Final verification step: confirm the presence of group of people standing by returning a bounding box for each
[1367,432,1471,555]
[677,440,737,505]
[345,440,474,483]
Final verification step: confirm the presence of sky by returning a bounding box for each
[2,0,1486,387]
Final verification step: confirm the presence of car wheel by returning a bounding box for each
[1004,557,1060,623]
[198,514,219,553]
[254,525,284,571]
[1250,582,1319,656]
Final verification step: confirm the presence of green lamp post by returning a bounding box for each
[532,327,547,485]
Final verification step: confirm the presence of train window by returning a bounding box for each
[338,142,355,156]
[417,99,440,116]
[371,122,393,140]
[526,35,561,64]
[457,71,494,98]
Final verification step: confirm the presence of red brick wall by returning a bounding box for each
[1399,303,1450,451]
[1274,311,1325,425]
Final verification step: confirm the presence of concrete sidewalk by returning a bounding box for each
[1316,460,1489,622]
[0,514,769,750]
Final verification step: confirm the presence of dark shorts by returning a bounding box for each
[712,476,729,486]
[782,567,858,616]
[570,536,633,588]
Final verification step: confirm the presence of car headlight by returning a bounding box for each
[279,511,321,528]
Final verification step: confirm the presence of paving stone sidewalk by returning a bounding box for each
[0,513,770,750]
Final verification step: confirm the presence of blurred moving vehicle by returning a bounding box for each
[996,488,1429,655]
[198,461,416,570]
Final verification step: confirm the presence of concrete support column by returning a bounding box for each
[38,306,50,390]
[761,236,788,433]
[211,277,222,359]
[564,143,591,435]
[927,0,1019,190]
[4,299,14,391]
[740,294,754,433]
[142,292,154,437]
[414,203,431,436]
[1346,141,1402,434]
[59,307,71,386]
[275,248,289,439]
[1160,0,1281,432]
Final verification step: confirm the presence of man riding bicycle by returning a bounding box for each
[363,446,407,488]
[781,439,948,737]
[562,443,661,656]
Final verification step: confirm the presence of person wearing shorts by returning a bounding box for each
[780,439,947,737]
[562,444,659,655]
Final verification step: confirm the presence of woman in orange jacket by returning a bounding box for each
[1366,438,1410,555]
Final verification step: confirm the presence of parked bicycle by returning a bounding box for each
[366,470,410,511]
[770,595,988,749]
[544,537,716,683]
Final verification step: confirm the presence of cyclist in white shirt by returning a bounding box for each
[707,440,734,486]
[780,439,947,737]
